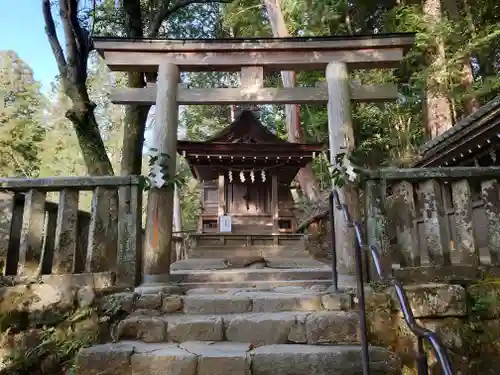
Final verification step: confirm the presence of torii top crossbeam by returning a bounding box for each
[93,33,415,72]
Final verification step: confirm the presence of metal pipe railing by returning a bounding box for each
[329,189,454,375]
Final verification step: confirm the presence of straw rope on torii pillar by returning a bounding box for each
[94,33,415,283]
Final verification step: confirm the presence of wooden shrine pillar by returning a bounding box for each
[326,61,359,275]
[143,62,180,282]
[217,173,225,230]
[271,174,279,234]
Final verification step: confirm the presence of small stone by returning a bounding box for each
[76,342,134,375]
[180,341,252,375]
[162,295,183,313]
[130,343,197,375]
[116,317,166,342]
[252,294,322,313]
[136,293,162,310]
[166,315,223,342]
[288,313,308,343]
[77,286,96,308]
[395,283,467,318]
[30,283,75,311]
[130,309,161,317]
[224,255,265,268]
[183,295,251,314]
[321,293,352,310]
[225,312,296,346]
[305,311,360,344]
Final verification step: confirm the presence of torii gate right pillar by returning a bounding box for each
[326,61,361,276]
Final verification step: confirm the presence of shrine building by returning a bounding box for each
[177,110,324,235]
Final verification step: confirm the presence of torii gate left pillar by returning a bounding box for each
[142,62,179,282]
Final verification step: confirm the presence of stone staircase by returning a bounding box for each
[168,233,345,289]
[76,284,402,375]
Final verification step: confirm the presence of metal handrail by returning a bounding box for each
[330,189,454,375]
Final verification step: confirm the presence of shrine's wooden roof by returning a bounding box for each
[177,110,323,155]
[177,110,324,182]
[414,95,500,167]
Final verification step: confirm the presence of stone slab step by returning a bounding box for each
[116,311,360,345]
[181,291,325,314]
[76,341,401,375]
[171,258,328,271]
[187,247,309,259]
[170,268,332,283]
[175,279,335,290]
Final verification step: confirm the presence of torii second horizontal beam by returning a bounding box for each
[111,85,398,105]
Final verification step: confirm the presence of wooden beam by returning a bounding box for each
[94,34,415,53]
[111,84,398,105]
[101,48,404,72]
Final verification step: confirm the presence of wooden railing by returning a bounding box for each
[0,176,143,287]
[363,167,500,281]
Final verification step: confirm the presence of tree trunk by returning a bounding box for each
[443,0,480,115]
[121,0,150,176]
[121,73,150,175]
[63,78,114,176]
[423,0,454,139]
[43,0,114,176]
[263,0,320,201]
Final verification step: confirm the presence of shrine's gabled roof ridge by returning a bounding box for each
[414,95,500,167]
[204,110,287,144]
[419,95,500,154]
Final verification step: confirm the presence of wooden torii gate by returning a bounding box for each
[94,34,414,283]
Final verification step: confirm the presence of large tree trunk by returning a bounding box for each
[423,0,454,139]
[121,73,150,175]
[263,0,320,201]
[65,89,115,175]
[121,1,151,176]
[443,0,480,115]
[43,0,114,176]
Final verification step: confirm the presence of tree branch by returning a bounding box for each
[68,0,91,79]
[42,0,67,74]
[147,0,232,37]
[58,0,78,75]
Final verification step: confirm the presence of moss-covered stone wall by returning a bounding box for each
[364,282,500,375]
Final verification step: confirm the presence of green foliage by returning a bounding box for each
[0,51,45,178]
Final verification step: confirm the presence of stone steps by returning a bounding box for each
[78,285,401,375]
[76,341,402,375]
[174,279,335,290]
[187,246,309,259]
[170,267,333,284]
[117,310,361,345]
[171,258,328,271]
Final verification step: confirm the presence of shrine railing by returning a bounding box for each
[329,188,454,375]
[0,176,143,288]
[362,166,500,282]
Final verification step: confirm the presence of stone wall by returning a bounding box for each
[0,274,127,375]
[2,279,500,375]
[365,282,500,375]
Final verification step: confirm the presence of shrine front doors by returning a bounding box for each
[225,181,270,216]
